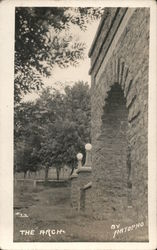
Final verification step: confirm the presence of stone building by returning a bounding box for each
[70,7,149,240]
[87,7,149,225]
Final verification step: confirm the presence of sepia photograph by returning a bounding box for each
[0,0,156,249]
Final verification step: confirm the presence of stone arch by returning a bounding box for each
[100,82,131,210]
[89,7,149,232]
[96,57,141,213]
[89,53,147,221]
[108,56,141,123]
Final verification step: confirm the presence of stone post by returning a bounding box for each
[84,143,92,167]
[77,143,92,211]
[70,153,83,209]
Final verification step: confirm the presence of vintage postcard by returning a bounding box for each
[0,0,156,249]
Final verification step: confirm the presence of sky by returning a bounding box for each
[23,20,100,102]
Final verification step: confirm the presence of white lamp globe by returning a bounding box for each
[85,143,92,151]
[77,153,83,160]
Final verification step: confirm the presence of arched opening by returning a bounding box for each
[100,83,131,211]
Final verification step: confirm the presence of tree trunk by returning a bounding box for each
[45,166,49,182]
[24,170,27,179]
[56,167,60,180]
[28,170,31,178]
[70,165,75,175]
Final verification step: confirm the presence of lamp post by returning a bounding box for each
[84,143,92,167]
[77,153,83,169]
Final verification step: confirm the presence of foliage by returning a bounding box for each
[14,81,91,180]
[14,102,42,176]
[15,7,103,103]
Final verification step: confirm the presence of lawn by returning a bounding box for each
[14,181,148,242]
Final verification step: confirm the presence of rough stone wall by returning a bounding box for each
[70,176,79,209]
[79,186,92,212]
[83,186,93,215]
[76,171,92,211]
[89,7,149,227]
[77,171,92,188]
[96,83,129,214]
[70,168,92,211]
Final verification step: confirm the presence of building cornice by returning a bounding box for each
[89,8,129,76]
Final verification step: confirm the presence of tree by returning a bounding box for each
[34,88,66,181]
[14,81,91,180]
[62,81,91,167]
[14,101,42,177]
[15,7,103,103]
[37,81,91,180]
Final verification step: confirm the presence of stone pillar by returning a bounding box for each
[84,143,92,167]
[70,153,83,210]
[77,144,92,211]
[77,143,92,179]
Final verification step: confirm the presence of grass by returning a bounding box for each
[14,182,148,242]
